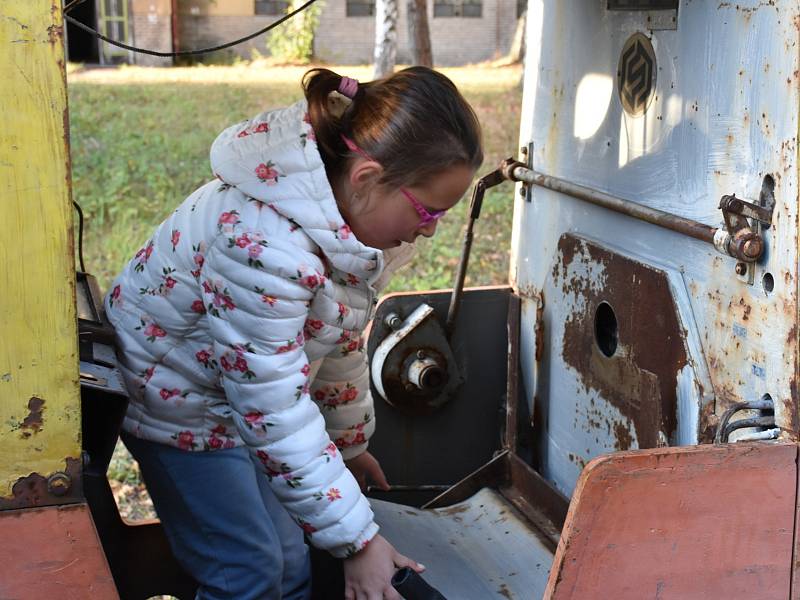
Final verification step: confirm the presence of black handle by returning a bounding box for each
[391,567,447,600]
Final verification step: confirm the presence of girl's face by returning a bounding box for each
[345,163,476,250]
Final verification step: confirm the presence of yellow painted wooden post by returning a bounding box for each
[0,1,81,506]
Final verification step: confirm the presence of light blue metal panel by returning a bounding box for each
[373,488,553,599]
[513,1,800,496]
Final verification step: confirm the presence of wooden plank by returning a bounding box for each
[545,443,798,600]
[0,504,118,599]
[0,2,80,502]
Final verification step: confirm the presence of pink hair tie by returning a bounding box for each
[338,76,359,99]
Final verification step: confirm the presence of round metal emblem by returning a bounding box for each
[617,33,656,117]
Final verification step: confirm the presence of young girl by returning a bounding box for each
[105,66,483,599]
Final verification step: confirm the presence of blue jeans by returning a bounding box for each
[122,431,312,600]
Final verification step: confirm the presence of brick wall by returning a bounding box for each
[177,15,279,60]
[315,0,519,66]
[314,1,375,65]
[131,15,174,66]
[131,0,173,66]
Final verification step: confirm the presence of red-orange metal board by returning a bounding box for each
[0,503,118,599]
[545,442,797,600]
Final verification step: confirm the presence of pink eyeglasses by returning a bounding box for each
[340,135,448,227]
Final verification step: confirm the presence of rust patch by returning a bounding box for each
[613,421,633,451]
[789,376,799,439]
[697,400,718,444]
[568,453,587,470]
[784,301,799,438]
[498,583,514,599]
[438,504,470,516]
[0,457,82,510]
[534,294,545,362]
[19,396,45,438]
[557,235,688,449]
[47,23,62,45]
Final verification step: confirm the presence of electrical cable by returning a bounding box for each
[73,200,86,272]
[714,397,775,443]
[63,0,319,58]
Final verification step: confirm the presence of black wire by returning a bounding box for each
[63,0,319,58]
[73,201,86,272]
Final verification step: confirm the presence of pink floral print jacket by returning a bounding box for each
[104,100,414,558]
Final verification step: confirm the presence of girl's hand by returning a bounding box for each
[343,534,425,600]
[345,451,390,492]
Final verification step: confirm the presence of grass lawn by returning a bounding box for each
[68,60,523,519]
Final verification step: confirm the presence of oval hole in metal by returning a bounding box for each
[594,301,618,357]
[763,272,774,295]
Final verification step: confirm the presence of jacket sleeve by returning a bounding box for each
[309,335,374,460]
[309,242,416,459]
[202,217,378,558]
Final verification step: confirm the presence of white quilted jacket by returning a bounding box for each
[104,100,413,557]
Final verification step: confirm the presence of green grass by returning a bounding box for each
[68,62,522,293]
[68,61,522,520]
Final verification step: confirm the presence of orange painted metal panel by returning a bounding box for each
[0,503,118,599]
[545,443,797,600]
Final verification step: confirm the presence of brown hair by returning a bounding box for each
[302,67,483,189]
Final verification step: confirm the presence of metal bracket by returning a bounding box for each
[519,142,534,203]
[370,304,462,414]
[719,176,775,282]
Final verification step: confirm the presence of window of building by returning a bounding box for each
[434,0,482,18]
[255,0,290,15]
[347,0,375,17]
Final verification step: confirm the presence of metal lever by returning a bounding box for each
[506,161,769,264]
[445,161,514,337]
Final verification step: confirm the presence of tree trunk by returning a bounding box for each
[373,0,398,79]
[407,0,432,67]
[508,8,527,65]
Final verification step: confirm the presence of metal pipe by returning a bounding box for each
[511,165,719,244]
[722,416,776,442]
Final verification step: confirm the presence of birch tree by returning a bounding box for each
[373,0,398,78]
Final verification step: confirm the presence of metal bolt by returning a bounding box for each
[416,350,426,360]
[735,262,747,275]
[742,238,763,259]
[520,146,528,156]
[519,186,526,198]
[404,382,415,392]
[385,313,403,331]
[47,472,71,497]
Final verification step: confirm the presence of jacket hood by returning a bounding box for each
[209,100,385,282]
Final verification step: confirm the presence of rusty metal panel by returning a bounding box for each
[513,0,800,494]
[522,232,712,494]
[545,442,797,599]
[0,2,81,507]
[0,503,118,599]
